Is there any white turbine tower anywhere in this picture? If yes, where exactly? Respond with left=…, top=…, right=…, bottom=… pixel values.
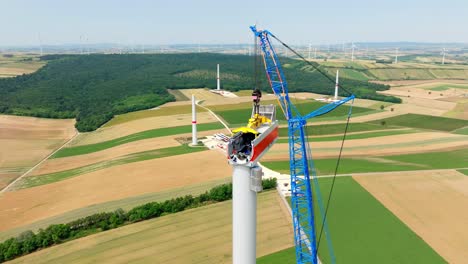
left=442, top=48, right=446, bottom=65
left=191, top=95, right=197, bottom=145
left=334, top=70, right=339, bottom=101
left=79, top=35, right=84, bottom=55
left=394, top=47, right=399, bottom=64
left=86, top=37, right=90, bottom=55
left=314, top=47, right=317, bottom=59
left=217, top=64, right=221, bottom=91
left=308, top=43, right=312, bottom=60
left=37, top=33, right=43, bottom=56
left=351, top=42, right=355, bottom=61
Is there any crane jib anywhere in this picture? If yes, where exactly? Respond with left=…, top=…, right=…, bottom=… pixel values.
left=251, top=25, right=354, bottom=264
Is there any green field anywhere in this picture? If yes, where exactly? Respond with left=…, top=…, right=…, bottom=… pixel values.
left=458, top=169, right=468, bottom=176
left=276, top=129, right=417, bottom=143
left=259, top=177, right=445, bottom=264
left=263, top=148, right=468, bottom=174
left=368, top=68, right=436, bottom=80
left=453, top=126, right=468, bottom=135
left=278, top=122, right=400, bottom=137
left=324, top=68, right=371, bottom=81
left=103, top=104, right=207, bottom=127
left=370, top=113, right=468, bottom=132
left=53, top=122, right=223, bottom=158
left=215, top=101, right=374, bottom=126
left=8, top=191, right=292, bottom=264
left=424, top=83, right=468, bottom=91
left=19, top=145, right=207, bottom=189
left=258, top=247, right=296, bottom=264
left=429, top=69, right=468, bottom=79
left=0, top=177, right=231, bottom=242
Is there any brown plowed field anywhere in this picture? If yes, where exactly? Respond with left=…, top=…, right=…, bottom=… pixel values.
left=354, top=170, right=468, bottom=263
left=0, top=151, right=231, bottom=231
left=0, top=115, right=76, bottom=189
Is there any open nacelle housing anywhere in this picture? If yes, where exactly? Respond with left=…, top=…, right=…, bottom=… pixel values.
left=228, top=104, right=278, bottom=166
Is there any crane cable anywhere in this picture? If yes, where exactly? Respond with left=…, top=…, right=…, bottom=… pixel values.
left=267, top=33, right=355, bottom=254
left=268, top=33, right=354, bottom=96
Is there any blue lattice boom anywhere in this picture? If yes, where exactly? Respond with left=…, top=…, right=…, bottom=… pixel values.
left=251, top=25, right=355, bottom=264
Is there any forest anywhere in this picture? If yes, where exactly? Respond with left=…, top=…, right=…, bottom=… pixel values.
left=0, top=53, right=398, bottom=131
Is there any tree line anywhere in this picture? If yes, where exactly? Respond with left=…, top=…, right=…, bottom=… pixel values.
left=0, top=178, right=277, bottom=262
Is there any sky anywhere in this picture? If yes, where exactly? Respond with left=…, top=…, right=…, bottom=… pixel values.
left=1, top=0, right=467, bottom=46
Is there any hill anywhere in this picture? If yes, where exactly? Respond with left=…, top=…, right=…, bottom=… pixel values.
left=0, top=54, right=397, bottom=132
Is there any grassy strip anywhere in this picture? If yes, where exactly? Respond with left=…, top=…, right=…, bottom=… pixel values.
left=369, top=113, right=468, bottom=132
left=53, top=122, right=223, bottom=158
left=257, top=247, right=296, bottom=264
left=0, top=179, right=277, bottom=262
left=259, top=177, right=445, bottom=264
left=453, top=126, right=468, bottom=135
left=278, top=122, right=400, bottom=137
left=426, top=84, right=468, bottom=91
left=262, top=148, right=468, bottom=174
left=458, top=169, right=468, bottom=176
left=386, top=148, right=468, bottom=169
left=215, top=101, right=373, bottom=126
left=276, top=129, right=416, bottom=143
left=103, top=104, right=208, bottom=127
left=19, top=145, right=207, bottom=189
left=262, top=159, right=421, bottom=175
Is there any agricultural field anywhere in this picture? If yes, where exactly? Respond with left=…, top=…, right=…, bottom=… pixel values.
left=369, top=113, right=467, bottom=131
left=0, top=54, right=45, bottom=78
left=72, top=111, right=219, bottom=146
left=263, top=146, right=468, bottom=174
left=355, top=170, right=468, bottom=263
left=317, top=60, right=468, bottom=81
left=214, top=100, right=375, bottom=126
left=259, top=177, right=445, bottom=264
left=0, top=150, right=231, bottom=232
left=0, top=177, right=231, bottom=242
left=7, top=190, right=294, bottom=264
left=0, top=115, right=76, bottom=190
left=2, top=51, right=468, bottom=264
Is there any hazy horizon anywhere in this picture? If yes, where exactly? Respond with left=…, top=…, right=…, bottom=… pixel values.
left=1, top=0, right=467, bottom=46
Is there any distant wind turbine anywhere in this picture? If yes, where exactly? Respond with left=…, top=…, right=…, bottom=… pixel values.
left=37, top=33, right=43, bottom=56
left=394, top=47, right=399, bottom=64
left=442, top=48, right=446, bottom=65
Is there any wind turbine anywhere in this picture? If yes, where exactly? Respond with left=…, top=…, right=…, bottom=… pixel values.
left=37, top=33, right=43, bottom=56
left=86, top=37, right=90, bottom=55
left=351, top=42, right=356, bottom=61
left=394, top=47, right=399, bottom=64
left=308, top=43, right=312, bottom=60
left=442, top=48, right=446, bottom=65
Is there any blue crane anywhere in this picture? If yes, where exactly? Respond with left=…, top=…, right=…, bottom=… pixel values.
left=250, top=25, right=355, bottom=264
